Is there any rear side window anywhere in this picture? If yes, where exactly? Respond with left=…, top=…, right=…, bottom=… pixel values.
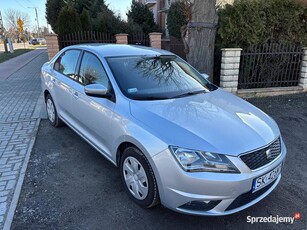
left=78, top=52, right=109, bottom=88
left=54, top=50, right=81, bottom=79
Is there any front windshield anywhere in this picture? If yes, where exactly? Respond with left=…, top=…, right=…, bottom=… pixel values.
left=106, top=55, right=216, bottom=100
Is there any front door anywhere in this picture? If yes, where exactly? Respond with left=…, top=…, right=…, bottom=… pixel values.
left=71, top=51, right=116, bottom=157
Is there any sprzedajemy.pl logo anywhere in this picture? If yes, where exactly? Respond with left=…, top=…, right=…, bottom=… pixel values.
left=247, top=212, right=301, bottom=224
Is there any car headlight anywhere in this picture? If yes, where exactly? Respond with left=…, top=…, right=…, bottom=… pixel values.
left=169, top=146, right=240, bottom=173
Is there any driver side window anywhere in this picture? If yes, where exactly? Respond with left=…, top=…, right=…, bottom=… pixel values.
left=78, top=52, right=110, bottom=89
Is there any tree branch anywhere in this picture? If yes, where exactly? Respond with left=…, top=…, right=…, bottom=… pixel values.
left=181, top=25, right=189, bottom=54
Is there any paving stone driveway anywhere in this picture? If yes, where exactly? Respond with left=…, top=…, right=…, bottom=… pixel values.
left=0, top=50, right=48, bottom=229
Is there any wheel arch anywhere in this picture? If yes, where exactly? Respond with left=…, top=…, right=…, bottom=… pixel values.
left=44, top=89, right=50, bottom=102
left=116, top=141, right=143, bottom=167
left=115, top=138, right=165, bottom=203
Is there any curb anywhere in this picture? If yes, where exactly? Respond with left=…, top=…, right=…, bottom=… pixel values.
left=32, top=93, right=46, bottom=119
left=2, top=60, right=46, bottom=229
left=3, top=118, right=41, bottom=230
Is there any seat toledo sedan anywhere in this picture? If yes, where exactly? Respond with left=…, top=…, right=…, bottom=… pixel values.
left=41, top=44, right=286, bottom=215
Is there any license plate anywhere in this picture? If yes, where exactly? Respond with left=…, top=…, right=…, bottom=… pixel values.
left=252, top=164, right=282, bottom=192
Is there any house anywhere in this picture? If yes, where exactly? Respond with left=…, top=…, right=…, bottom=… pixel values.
left=138, top=0, right=171, bottom=38
left=138, top=0, right=234, bottom=38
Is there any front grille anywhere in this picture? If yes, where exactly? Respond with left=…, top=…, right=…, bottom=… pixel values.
left=240, top=138, right=281, bottom=170
left=225, top=179, right=277, bottom=211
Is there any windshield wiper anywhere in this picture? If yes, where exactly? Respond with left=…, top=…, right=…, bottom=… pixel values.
left=170, top=90, right=207, bottom=99
left=134, top=96, right=170, bottom=101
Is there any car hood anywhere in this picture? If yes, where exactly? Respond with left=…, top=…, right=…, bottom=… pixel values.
left=129, top=89, right=280, bottom=156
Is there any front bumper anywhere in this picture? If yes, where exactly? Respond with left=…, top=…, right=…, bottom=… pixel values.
left=152, top=139, right=286, bottom=216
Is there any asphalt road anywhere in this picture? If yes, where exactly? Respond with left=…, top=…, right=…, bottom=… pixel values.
left=12, top=93, right=307, bottom=230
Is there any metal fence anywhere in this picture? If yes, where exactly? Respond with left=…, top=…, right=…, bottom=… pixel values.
left=161, top=36, right=186, bottom=60
left=128, top=32, right=150, bottom=47
left=58, top=31, right=116, bottom=49
left=238, top=43, right=303, bottom=89
left=213, top=49, right=222, bottom=86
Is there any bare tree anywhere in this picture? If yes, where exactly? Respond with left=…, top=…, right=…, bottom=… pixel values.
left=181, top=0, right=218, bottom=79
left=216, top=0, right=234, bottom=9
left=4, top=9, right=30, bottom=30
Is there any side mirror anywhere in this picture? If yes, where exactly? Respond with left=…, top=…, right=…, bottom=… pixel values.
left=201, top=73, right=209, bottom=80
left=84, top=84, right=112, bottom=98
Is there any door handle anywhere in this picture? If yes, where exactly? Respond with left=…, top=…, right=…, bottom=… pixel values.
left=52, top=78, right=56, bottom=83
left=73, top=91, right=79, bottom=99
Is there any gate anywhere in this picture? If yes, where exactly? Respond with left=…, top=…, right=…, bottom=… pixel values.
left=58, top=31, right=116, bottom=49
left=238, top=43, right=303, bottom=89
left=128, top=32, right=150, bottom=47
left=161, top=36, right=186, bottom=60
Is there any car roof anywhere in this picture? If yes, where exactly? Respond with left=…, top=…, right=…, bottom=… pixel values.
left=64, top=43, right=174, bottom=58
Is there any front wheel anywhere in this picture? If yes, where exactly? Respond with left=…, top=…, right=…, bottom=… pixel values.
left=120, top=147, right=160, bottom=208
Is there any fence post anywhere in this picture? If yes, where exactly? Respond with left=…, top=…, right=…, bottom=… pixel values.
left=149, top=32, right=162, bottom=49
left=299, top=47, right=307, bottom=91
left=220, top=48, right=242, bottom=94
left=45, top=34, right=59, bottom=60
left=115, top=33, right=128, bottom=44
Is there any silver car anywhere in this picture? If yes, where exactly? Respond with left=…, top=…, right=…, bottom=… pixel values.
left=41, top=44, right=286, bottom=215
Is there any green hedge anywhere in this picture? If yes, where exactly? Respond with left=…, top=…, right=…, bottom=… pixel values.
left=167, top=1, right=188, bottom=39
left=57, top=6, right=82, bottom=36
left=127, top=0, right=158, bottom=34
left=216, top=0, right=307, bottom=48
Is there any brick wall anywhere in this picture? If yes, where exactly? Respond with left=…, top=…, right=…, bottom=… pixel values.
left=115, top=34, right=128, bottom=44
left=45, top=34, right=59, bottom=60
left=149, top=32, right=162, bottom=49
left=299, top=48, right=307, bottom=91
left=219, top=48, right=242, bottom=94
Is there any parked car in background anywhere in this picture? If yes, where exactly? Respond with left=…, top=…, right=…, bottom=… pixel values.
left=29, top=38, right=46, bottom=45
left=37, top=38, right=46, bottom=45
left=29, top=38, right=39, bottom=45
left=41, top=44, right=286, bottom=216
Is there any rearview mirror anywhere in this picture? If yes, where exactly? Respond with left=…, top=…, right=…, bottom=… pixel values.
left=84, top=84, right=111, bottom=98
left=201, top=73, right=209, bottom=80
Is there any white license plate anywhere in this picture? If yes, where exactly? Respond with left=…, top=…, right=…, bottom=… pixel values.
left=252, top=164, right=282, bottom=192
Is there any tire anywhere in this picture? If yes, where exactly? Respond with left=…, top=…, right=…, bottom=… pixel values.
left=46, top=94, right=63, bottom=127
left=120, top=146, right=160, bottom=208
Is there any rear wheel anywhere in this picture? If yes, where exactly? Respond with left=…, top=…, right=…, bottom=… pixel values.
left=46, top=94, right=63, bottom=127
left=120, top=146, right=159, bottom=208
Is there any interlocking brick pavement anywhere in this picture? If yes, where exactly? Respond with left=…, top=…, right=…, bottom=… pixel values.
left=0, top=49, right=48, bottom=229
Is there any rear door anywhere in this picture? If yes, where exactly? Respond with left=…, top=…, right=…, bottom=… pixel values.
left=51, top=49, right=81, bottom=123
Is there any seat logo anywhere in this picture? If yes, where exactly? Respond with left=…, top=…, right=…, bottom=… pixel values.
left=266, top=149, right=272, bottom=159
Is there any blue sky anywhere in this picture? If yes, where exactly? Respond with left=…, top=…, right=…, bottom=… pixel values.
left=106, top=0, right=132, bottom=20
left=0, top=0, right=132, bottom=31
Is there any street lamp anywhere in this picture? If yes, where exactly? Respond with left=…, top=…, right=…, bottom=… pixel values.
left=28, top=7, right=40, bottom=38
